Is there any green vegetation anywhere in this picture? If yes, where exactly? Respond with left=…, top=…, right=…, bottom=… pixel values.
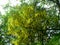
left=0, top=0, right=60, bottom=45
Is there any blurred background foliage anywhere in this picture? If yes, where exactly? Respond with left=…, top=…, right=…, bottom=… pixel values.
left=0, top=0, right=60, bottom=45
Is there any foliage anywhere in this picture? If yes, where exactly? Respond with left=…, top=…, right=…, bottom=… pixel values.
left=0, top=0, right=60, bottom=45
left=7, top=3, right=47, bottom=45
left=46, top=33, right=60, bottom=45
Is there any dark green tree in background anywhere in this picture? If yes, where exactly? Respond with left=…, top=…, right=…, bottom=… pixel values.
left=0, top=0, right=60, bottom=45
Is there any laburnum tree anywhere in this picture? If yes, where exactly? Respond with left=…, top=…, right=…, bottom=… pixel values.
left=7, top=1, right=48, bottom=45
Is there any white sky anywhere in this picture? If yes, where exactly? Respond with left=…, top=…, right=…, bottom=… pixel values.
left=0, top=0, right=58, bottom=15
left=0, top=0, right=21, bottom=15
